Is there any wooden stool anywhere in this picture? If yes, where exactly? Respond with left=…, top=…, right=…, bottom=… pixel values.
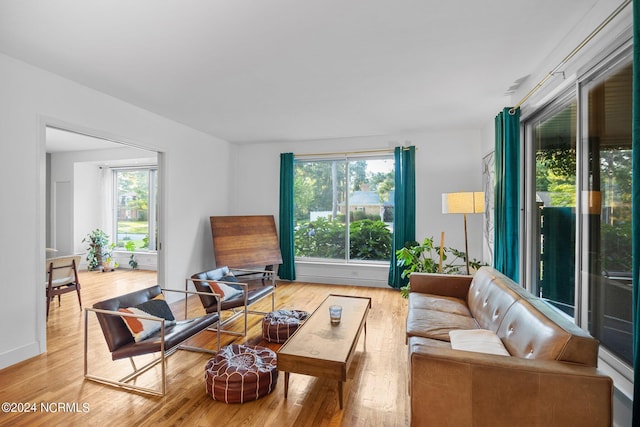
left=205, top=344, right=278, bottom=403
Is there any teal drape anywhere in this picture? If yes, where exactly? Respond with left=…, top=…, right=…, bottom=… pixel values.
left=632, top=0, right=640, bottom=422
left=494, top=107, right=520, bottom=282
left=278, top=153, right=296, bottom=280
left=388, top=146, right=416, bottom=288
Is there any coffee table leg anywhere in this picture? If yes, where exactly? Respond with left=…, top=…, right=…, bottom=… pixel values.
left=338, top=381, right=343, bottom=410
left=284, top=372, right=290, bottom=398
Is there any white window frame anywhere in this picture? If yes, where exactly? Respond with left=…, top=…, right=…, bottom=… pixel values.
left=294, top=154, right=394, bottom=265
left=111, top=166, right=158, bottom=253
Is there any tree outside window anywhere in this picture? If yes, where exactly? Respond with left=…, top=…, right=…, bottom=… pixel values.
left=293, top=156, right=394, bottom=262
left=114, top=168, right=158, bottom=251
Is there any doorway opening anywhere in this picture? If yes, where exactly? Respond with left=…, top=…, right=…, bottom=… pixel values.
left=45, top=125, right=162, bottom=328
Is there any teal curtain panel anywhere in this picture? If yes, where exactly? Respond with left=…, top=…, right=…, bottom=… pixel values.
left=388, top=146, right=416, bottom=288
left=278, top=153, right=296, bottom=280
left=494, top=107, right=520, bottom=282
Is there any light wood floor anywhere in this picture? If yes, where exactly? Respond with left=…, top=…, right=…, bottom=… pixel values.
left=1, top=269, right=410, bottom=426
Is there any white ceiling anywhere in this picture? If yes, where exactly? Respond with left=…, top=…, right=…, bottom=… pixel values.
left=0, top=0, right=604, bottom=144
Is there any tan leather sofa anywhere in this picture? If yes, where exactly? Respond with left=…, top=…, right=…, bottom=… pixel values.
left=407, top=266, right=613, bottom=427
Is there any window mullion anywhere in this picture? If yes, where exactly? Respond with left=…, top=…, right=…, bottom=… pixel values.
left=345, top=160, right=350, bottom=262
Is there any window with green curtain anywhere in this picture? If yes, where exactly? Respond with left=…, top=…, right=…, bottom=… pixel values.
left=388, top=146, right=416, bottom=288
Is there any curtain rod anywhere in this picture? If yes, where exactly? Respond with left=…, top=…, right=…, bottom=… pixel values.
left=509, top=0, right=631, bottom=115
left=293, top=146, right=414, bottom=158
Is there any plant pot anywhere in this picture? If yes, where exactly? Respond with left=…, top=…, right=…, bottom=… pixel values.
left=102, top=261, right=115, bottom=272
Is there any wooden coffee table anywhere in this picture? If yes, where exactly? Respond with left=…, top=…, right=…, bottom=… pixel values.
left=277, top=294, right=371, bottom=409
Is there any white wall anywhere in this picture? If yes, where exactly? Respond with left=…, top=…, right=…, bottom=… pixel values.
left=231, top=131, right=484, bottom=286
left=0, top=52, right=231, bottom=369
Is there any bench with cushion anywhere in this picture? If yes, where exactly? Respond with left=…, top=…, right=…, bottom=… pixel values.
left=84, top=285, right=221, bottom=396
left=189, top=266, right=275, bottom=337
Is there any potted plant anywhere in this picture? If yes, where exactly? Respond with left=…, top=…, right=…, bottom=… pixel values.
left=101, top=242, right=118, bottom=272
left=396, top=236, right=485, bottom=298
left=82, top=229, right=111, bottom=271
left=125, top=240, right=138, bottom=270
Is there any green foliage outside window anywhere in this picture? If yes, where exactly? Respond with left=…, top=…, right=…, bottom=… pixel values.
left=294, top=217, right=392, bottom=261
left=349, top=219, right=392, bottom=260
left=295, top=218, right=346, bottom=259
left=294, top=156, right=395, bottom=263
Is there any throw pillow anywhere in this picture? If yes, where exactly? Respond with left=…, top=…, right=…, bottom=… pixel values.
left=119, top=294, right=176, bottom=342
left=207, top=281, right=243, bottom=301
left=220, top=272, right=238, bottom=282
left=449, top=329, right=510, bottom=356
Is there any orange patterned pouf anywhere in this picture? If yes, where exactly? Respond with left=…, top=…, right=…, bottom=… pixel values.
left=261, top=309, right=309, bottom=343
left=205, top=344, right=278, bottom=403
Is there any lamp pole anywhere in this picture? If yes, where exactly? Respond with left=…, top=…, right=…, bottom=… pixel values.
left=463, top=213, right=469, bottom=275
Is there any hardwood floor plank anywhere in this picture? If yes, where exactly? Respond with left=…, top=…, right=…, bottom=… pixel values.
left=1, top=269, right=409, bottom=426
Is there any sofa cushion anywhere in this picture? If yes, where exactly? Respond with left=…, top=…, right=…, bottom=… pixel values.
left=407, top=308, right=478, bottom=341
left=408, top=293, right=471, bottom=316
left=408, top=335, right=452, bottom=354
left=497, top=299, right=599, bottom=366
left=467, top=273, right=521, bottom=333
left=449, top=329, right=510, bottom=356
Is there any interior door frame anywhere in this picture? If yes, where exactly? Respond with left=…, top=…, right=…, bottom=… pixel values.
left=37, top=116, right=166, bottom=350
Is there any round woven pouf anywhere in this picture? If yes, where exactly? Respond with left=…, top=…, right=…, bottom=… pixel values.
left=261, top=309, right=309, bottom=343
left=205, top=344, right=278, bottom=403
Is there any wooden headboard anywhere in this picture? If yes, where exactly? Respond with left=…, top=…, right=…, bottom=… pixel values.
left=209, top=215, right=283, bottom=270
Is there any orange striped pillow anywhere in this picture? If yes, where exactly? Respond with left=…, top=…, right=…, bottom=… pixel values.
left=119, top=294, right=176, bottom=342
left=207, top=281, right=243, bottom=301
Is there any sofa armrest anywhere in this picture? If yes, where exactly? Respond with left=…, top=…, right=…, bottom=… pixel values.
left=409, top=272, right=472, bottom=300
left=410, top=345, right=612, bottom=427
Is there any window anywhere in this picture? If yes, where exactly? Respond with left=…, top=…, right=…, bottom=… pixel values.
left=524, top=50, right=632, bottom=372
left=294, top=156, right=394, bottom=262
left=113, top=167, right=158, bottom=251
left=582, top=60, right=632, bottom=365
left=529, top=99, right=578, bottom=316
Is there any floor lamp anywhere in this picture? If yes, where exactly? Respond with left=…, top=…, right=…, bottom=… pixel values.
left=442, top=191, right=485, bottom=275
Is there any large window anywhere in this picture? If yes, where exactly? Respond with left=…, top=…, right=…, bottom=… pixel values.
left=113, top=167, right=158, bottom=251
left=582, top=60, right=632, bottom=366
left=294, top=156, right=394, bottom=262
left=530, top=100, right=577, bottom=316
left=524, top=51, right=632, bottom=371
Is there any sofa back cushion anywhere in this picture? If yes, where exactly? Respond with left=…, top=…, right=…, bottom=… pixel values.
left=467, top=269, right=520, bottom=333
left=496, top=299, right=599, bottom=366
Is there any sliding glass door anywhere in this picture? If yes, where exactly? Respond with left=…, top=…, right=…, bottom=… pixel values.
left=529, top=100, right=578, bottom=316
left=581, top=61, right=632, bottom=365
left=524, top=50, right=632, bottom=374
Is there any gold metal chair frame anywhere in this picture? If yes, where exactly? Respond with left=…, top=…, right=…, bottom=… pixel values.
left=185, top=267, right=276, bottom=338
left=83, top=288, right=221, bottom=397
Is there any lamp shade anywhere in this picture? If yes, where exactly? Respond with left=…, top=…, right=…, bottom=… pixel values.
left=442, top=192, right=485, bottom=214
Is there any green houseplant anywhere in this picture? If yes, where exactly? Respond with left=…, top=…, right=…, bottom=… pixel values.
left=101, top=242, right=118, bottom=272
left=82, top=229, right=113, bottom=271
left=125, top=240, right=139, bottom=270
left=396, top=236, right=485, bottom=298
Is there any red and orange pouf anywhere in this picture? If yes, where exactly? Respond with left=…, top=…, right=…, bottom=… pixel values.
left=261, top=309, right=309, bottom=343
left=205, top=344, right=278, bottom=403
